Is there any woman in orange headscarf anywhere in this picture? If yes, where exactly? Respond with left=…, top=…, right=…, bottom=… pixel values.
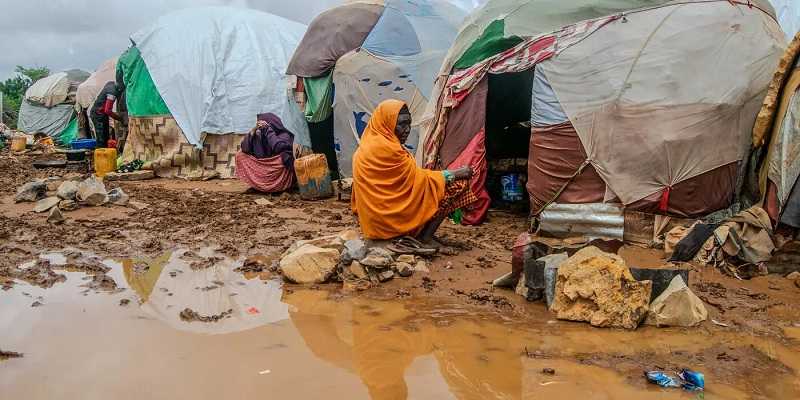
left=352, top=99, right=474, bottom=244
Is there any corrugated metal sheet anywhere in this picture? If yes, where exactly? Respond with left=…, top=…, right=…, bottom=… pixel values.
left=539, top=203, right=624, bottom=240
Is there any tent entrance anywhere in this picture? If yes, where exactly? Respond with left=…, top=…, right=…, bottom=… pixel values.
left=484, top=70, right=533, bottom=213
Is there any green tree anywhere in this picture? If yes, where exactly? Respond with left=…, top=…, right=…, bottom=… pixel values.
left=0, top=65, right=50, bottom=129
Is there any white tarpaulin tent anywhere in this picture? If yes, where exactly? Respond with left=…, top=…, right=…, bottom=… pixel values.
left=771, top=0, right=800, bottom=38
left=130, top=7, right=310, bottom=147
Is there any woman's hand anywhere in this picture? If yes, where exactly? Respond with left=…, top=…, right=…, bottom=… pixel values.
left=256, top=120, right=267, bottom=129
left=451, top=166, right=473, bottom=181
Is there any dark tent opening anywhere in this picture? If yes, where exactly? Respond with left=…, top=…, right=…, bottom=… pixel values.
left=307, top=115, right=340, bottom=180
left=484, top=70, right=533, bottom=213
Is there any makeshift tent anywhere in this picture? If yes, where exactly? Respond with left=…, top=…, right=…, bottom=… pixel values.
left=119, top=7, right=310, bottom=179
left=76, top=57, right=118, bottom=112
left=286, top=0, right=466, bottom=177
left=17, top=69, right=90, bottom=145
left=755, top=33, right=800, bottom=228
left=421, top=0, right=785, bottom=224
left=770, top=0, right=800, bottom=38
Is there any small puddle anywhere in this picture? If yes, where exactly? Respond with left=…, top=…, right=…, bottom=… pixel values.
left=1, top=249, right=799, bottom=399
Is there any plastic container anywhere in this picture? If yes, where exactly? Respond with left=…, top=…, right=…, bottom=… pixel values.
left=71, top=138, right=97, bottom=150
left=294, top=153, right=333, bottom=200
left=501, top=173, right=524, bottom=202
left=94, top=148, right=117, bottom=177
left=11, top=136, right=27, bottom=152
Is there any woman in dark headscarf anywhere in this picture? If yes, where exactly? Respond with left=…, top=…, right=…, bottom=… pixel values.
left=235, top=113, right=297, bottom=193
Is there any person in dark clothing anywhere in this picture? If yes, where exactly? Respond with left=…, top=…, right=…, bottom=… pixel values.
left=90, top=81, right=123, bottom=148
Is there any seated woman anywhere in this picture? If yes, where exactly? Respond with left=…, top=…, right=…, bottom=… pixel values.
left=235, top=113, right=297, bottom=193
left=351, top=99, right=474, bottom=246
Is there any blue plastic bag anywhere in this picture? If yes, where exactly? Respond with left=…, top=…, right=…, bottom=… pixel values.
left=645, top=371, right=680, bottom=388
left=679, top=369, right=705, bottom=391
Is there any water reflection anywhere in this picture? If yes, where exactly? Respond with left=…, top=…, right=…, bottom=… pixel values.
left=121, top=249, right=288, bottom=334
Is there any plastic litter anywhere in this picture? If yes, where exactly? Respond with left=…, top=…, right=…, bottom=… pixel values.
left=645, top=371, right=680, bottom=388
left=679, top=369, right=705, bottom=391
left=645, top=369, right=704, bottom=391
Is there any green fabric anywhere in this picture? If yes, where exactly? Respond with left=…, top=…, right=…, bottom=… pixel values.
left=454, top=19, right=523, bottom=70
left=117, top=47, right=170, bottom=117
left=303, top=72, right=334, bottom=123
left=56, top=116, right=78, bottom=146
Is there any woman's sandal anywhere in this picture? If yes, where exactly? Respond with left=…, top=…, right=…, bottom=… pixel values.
left=386, top=236, right=438, bottom=256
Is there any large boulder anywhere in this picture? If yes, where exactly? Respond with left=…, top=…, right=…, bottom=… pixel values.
left=279, top=244, right=341, bottom=284
left=551, top=246, right=652, bottom=330
left=645, top=275, right=707, bottom=327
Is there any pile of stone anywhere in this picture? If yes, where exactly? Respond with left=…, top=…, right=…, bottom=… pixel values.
left=511, top=246, right=707, bottom=330
left=15, top=175, right=132, bottom=224
left=278, top=230, right=429, bottom=286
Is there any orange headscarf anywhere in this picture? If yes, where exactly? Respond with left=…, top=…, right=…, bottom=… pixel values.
left=352, top=100, right=445, bottom=239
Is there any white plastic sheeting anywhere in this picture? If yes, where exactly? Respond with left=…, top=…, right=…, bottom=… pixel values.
left=768, top=84, right=800, bottom=213
left=538, top=2, right=785, bottom=205
left=131, top=7, right=310, bottom=147
left=771, top=0, right=800, bottom=38
left=333, top=50, right=427, bottom=177
left=76, top=57, right=118, bottom=111
left=24, top=72, right=69, bottom=108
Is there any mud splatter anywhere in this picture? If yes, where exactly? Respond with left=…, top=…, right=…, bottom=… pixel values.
left=179, top=308, right=233, bottom=323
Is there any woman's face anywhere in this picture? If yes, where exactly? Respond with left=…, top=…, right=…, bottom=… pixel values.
left=395, top=106, right=412, bottom=144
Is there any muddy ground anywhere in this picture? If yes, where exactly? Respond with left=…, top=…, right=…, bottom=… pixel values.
left=2, top=150, right=800, bottom=398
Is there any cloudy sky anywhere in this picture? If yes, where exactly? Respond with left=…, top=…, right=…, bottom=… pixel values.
left=0, top=0, right=348, bottom=81
left=0, top=0, right=485, bottom=81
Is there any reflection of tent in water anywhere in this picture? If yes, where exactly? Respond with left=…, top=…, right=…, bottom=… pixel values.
left=286, top=0, right=466, bottom=177
left=420, top=0, right=785, bottom=225
left=122, top=250, right=288, bottom=335
left=117, top=7, right=310, bottom=179
left=17, top=69, right=90, bottom=145
left=755, top=33, right=800, bottom=229
left=284, top=290, right=521, bottom=399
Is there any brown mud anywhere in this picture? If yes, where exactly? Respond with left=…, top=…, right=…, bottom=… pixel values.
left=2, top=151, right=800, bottom=399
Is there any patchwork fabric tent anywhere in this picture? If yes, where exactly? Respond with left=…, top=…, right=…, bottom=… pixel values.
left=119, top=7, right=310, bottom=179
left=17, top=69, right=90, bottom=145
left=755, top=33, right=800, bottom=228
left=286, top=0, right=466, bottom=177
left=421, top=0, right=785, bottom=223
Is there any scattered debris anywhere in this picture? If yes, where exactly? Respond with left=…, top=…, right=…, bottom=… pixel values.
left=103, top=170, right=155, bottom=181
left=711, top=319, right=730, bottom=328
left=107, top=188, right=130, bottom=205
left=254, top=198, right=273, bottom=206
left=128, top=200, right=150, bottom=210
left=542, top=368, right=556, bottom=375
left=119, top=299, right=131, bottom=306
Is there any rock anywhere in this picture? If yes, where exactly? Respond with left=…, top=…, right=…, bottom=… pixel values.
left=378, top=270, right=394, bottom=282
left=128, top=200, right=149, bottom=210
left=58, top=200, right=78, bottom=211
left=414, top=260, right=430, bottom=273
left=47, top=207, right=65, bottom=224
left=397, top=254, right=416, bottom=264
left=342, top=239, right=368, bottom=264
left=56, top=181, right=79, bottom=200
left=282, top=230, right=358, bottom=258
left=542, top=368, right=556, bottom=375
left=551, top=246, right=652, bottom=330
left=349, top=261, right=368, bottom=280
left=279, top=244, right=341, bottom=284
left=33, top=197, right=60, bottom=213
left=645, top=275, right=708, bottom=327
left=360, top=247, right=395, bottom=268
left=15, top=181, right=46, bottom=202
left=103, top=170, right=155, bottom=181
left=254, top=198, right=273, bottom=206
left=107, top=188, right=130, bottom=205
left=394, top=262, right=413, bottom=277
left=76, top=175, right=108, bottom=206
left=787, top=271, right=800, bottom=280
left=45, top=179, right=62, bottom=192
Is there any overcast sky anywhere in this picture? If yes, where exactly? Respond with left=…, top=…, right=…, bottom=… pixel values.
left=0, top=0, right=486, bottom=81
left=0, top=0, right=345, bottom=81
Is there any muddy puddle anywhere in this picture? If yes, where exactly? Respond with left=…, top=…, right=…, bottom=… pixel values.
left=2, top=249, right=800, bottom=399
